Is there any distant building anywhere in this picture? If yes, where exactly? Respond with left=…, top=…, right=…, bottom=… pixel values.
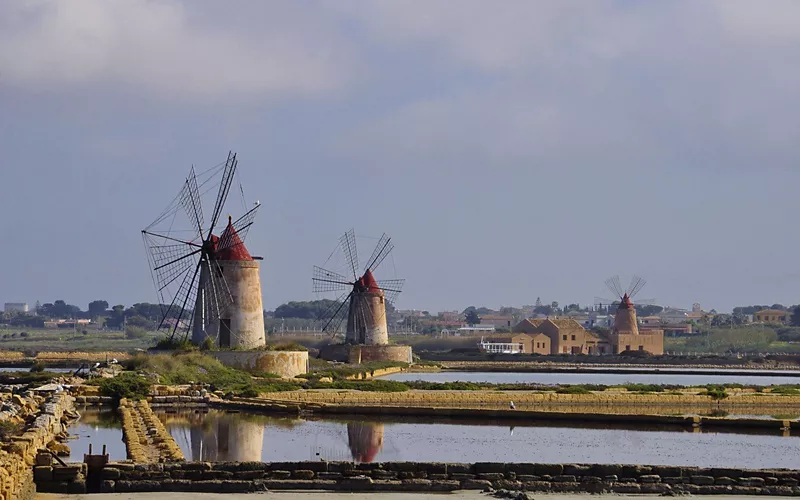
left=479, top=315, right=513, bottom=328
left=478, top=333, right=550, bottom=354
left=754, top=309, right=789, bottom=324
left=4, top=302, right=28, bottom=313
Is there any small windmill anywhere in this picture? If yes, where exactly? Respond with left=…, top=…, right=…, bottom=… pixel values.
left=141, top=151, right=264, bottom=347
left=313, top=229, right=404, bottom=345
left=596, top=275, right=652, bottom=335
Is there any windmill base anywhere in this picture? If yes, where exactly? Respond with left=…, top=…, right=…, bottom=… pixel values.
left=319, top=344, right=413, bottom=365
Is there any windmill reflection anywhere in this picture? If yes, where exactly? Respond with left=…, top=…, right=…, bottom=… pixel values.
left=347, top=422, right=384, bottom=463
left=180, top=412, right=265, bottom=462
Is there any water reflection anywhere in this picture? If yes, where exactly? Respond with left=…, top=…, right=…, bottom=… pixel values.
left=347, top=422, right=384, bottom=462
left=155, top=409, right=800, bottom=468
left=67, top=407, right=126, bottom=462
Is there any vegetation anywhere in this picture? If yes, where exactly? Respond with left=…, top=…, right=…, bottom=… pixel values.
left=0, top=421, right=23, bottom=441
left=679, top=327, right=779, bottom=353
left=29, top=361, right=45, bottom=373
left=303, top=360, right=408, bottom=380
left=701, top=385, right=728, bottom=400
left=96, top=372, right=152, bottom=402
left=555, top=385, right=591, bottom=395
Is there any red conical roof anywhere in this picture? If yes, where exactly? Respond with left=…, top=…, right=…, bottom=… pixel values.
left=360, top=269, right=382, bottom=294
left=618, top=293, right=634, bottom=310
left=214, top=216, right=253, bottom=261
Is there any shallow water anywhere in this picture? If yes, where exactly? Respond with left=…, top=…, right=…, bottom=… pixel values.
left=156, top=409, right=800, bottom=468
left=382, top=370, right=800, bottom=386
left=0, top=367, right=76, bottom=373
left=66, top=407, right=126, bottom=462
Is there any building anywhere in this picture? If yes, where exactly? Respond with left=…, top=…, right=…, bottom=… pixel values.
left=3, top=303, right=28, bottom=313
left=754, top=309, right=789, bottom=324
left=479, top=315, right=514, bottom=329
left=515, top=318, right=606, bottom=354
left=478, top=333, right=550, bottom=354
left=514, top=297, right=664, bottom=356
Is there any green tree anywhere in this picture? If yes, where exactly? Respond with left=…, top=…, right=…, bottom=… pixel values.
left=88, top=300, right=109, bottom=318
left=464, top=307, right=480, bottom=325
left=792, top=305, right=800, bottom=327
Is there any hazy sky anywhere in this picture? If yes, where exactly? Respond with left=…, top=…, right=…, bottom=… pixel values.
left=2, top=0, right=800, bottom=314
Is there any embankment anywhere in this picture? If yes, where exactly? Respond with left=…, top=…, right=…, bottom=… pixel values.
left=32, top=460, right=800, bottom=495
left=1, top=392, right=77, bottom=500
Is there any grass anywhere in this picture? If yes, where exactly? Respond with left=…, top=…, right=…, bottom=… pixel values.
left=94, top=371, right=152, bottom=402
left=302, top=360, right=409, bottom=381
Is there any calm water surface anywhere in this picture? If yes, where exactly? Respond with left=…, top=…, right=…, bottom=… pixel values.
left=0, top=367, right=76, bottom=373
left=382, top=371, right=800, bottom=386
left=157, top=409, right=800, bottom=468
left=66, top=407, right=126, bottom=462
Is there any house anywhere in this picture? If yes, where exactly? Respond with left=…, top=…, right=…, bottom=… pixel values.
left=479, top=315, right=514, bottom=329
left=3, top=303, right=28, bottom=313
left=754, top=309, right=789, bottom=324
left=478, top=333, right=550, bottom=354
left=515, top=318, right=607, bottom=355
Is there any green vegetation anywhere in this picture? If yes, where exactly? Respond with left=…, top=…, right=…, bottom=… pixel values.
left=555, top=386, right=591, bottom=395
left=96, top=372, right=152, bottom=402
left=302, top=360, right=408, bottom=381
left=701, top=385, right=729, bottom=400
left=769, top=386, right=800, bottom=396
left=29, top=361, right=45, bottom=373
left=0, top=421, right=23, bottom=441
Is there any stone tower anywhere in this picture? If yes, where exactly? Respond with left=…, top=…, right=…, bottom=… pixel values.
left=613, top=293, right=639, bottom=335
left=345, top=269, right=389, bottom=345
left=193, top=217, right=265, bottom=348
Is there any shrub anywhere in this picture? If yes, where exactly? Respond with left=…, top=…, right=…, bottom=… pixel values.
left=0, top=421, right=22, bottom=441
left=153, top=337, right=196, bottom=351
left=556, top=386, right=591, bottom=395
left=770, top=386, right=800, bottom=396
left=98, top=372, right=152, bottom=402
left=621, top=383, right=665, bottom=393
left=702, top=385, right=728, bottom=400
left=200, top=337, right=215, bottom=351
left=269, top=342, right=308, bottom=351
left=19, top=332, right=28, bottom=338
left=29, top=362, right=45, bottom=373
left=125, top=326, right=149, bottom=340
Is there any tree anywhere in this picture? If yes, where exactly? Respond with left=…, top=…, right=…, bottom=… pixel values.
left=88, top=300, right=109, bottom=318
left=274, top=300, right=341, bottom=319
left=791, top=306, right=800, bottom=327
left=464, top=307, right=480, bottom=325
left=535, top=297, right=542, bottom=308
left=550, top=301, right=559, bottom=311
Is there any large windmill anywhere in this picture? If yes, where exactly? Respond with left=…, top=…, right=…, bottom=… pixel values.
left=599, top=275, right=650, bottom=335
left=141, top=151, right=265, bottom=348
left=313, top=230, right=404, bottom=345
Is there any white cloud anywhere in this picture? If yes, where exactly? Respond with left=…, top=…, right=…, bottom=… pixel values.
left=0, top=0, right=357, bottom=100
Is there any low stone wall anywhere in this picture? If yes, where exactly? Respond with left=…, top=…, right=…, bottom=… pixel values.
left=346, top=366, right=405, bottom=380
left=1, top=392, right=76, bottom=500
left=119, top=399, right=184, bottom=464
left=321, top=344, right=413, bottom=364
left=0, top=351, right=26, bottom=361
left=266, top=389, right=800, bottom=407
left=37, top=461, right=800, bottom=495
left=210, top=351, right=308, bottom=378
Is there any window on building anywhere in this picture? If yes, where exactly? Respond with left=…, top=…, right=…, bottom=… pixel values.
left=571, top=335, right=576, bottom=341
left=638, top=345, right=644, bottom=351
left=562, top=335, right=567, bottom=340
left=562, top=346, right=568, bottom=353
left=625, top=345, right=631, bottom=351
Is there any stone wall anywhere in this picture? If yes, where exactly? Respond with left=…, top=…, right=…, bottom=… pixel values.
left=37, top=461, right=800, bottom=495
left=1, top=392, right=76, bottom=500
left=320, top=344, right=412, bottom=364
left=210, top=351, right=308, bottom=378
left=118, top=399, right=184, bottom=464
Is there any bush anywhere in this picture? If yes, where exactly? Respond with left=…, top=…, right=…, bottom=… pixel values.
left=125, top=326, right=149, bottom=340
left=29, top=362, right=45, bottom=373
left=0, top=421, right=22, bottom=441
left=556, top=386, right=591, bottom=395
left=268, top=342, right=308, bottom=351
left=702, top=385, right=728, bottom=400
left=621, top=383, right=665, bottom=393
left=153, top=337, right=196, bottom=351
left=19, top=332, right=28, bottom=338
left=200, top=337, right=215, bottom=351
left=98, top=372, right=152, bottom=402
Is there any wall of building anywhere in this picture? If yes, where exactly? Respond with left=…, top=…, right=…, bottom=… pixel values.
left=610, top=331, right=664, bottom=355
left=211, top=351, right=308, bottom=378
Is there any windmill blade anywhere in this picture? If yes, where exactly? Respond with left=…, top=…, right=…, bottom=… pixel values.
left=313, top=266, right=352, bottom=293
left=604, top=275, right=624, bottom=298
left=142, top=232, right=202, bottom=298
left=627, top=275, right=647, bottom=298
left=180, top=166, right=205, bottom=241
left=217, top=202, right=260, bottom=252
left=377, top=279, right=404, bottom=305
left=363, top=233, right=394, bottom=274
left=165, top=257, right=203, bottom=343
left=206, top=151, right=237, bottom=237
left=319, top=291, right=352, bottom=335
left=339, top=229, right=359, bottom=281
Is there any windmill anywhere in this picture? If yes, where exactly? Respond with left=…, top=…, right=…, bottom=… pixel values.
left=597, top=275, right=651, bottom=335
left=313, top=230, right=404, bottom=345
left=141, top=151, right=265, bottom=348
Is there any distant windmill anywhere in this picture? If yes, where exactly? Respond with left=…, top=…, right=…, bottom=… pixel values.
left=596, top=275, right=653, bottom=335
left=141, top=151, right=265, bottom=348
left=313, top=230, right=404, bottom=344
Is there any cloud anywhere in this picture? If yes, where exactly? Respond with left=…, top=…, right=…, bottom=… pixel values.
left=0, top=0, right=357, bottom=101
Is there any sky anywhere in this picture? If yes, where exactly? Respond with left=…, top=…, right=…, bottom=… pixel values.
left=1, top=0, right=800, bottom=314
